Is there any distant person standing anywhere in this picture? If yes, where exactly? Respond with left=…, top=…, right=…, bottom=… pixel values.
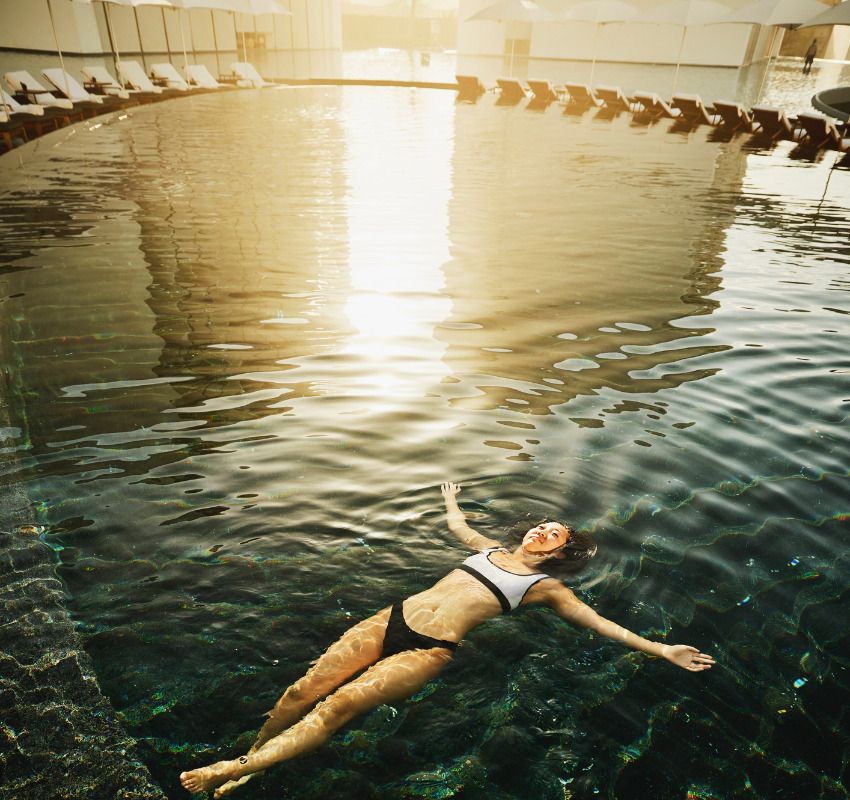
left=803, top=40, right=818, bottom=74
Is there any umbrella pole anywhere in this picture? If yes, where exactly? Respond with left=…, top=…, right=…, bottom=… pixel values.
left=161, top=8, right=172, bottom=61
left=133, top=8, right=147, bottom=73
left=589, top=22, right=600, bottom=86
left=210, top=10, right=221, bottom=78
left=45, top=0, right=71, bottom=98
left=103, top=2, right=121, bottom=80
left=178, top=10, right=189, bottom=70
left=188, top=10, right=197, bottom=65
left=672, top=26, right=686, bottom=95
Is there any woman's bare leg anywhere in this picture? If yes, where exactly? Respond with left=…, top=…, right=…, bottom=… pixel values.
left=178, top=647, right=452, bottom=796
left=209, top=607, right=391, bottom=796
left=255, top=606, right=391, bottom=746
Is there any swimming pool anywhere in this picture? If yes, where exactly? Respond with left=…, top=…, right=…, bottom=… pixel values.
left=1, top=85, right=848, bottom=799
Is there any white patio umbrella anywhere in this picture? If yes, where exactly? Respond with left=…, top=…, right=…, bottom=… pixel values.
left=229, top=0, right=292, bottom=64
left=167, top=0, right=240, bottom=71
left=74, top=0, right=174, bottom=77
left=556, top=0, right=639, bottom=84
left=720, top=0, right=830, bottom=26
left=631, top=0, right=734, bottom=93
left=466, top=0, right=556, bottom=76
left=799, top=0, right=850, bottom=27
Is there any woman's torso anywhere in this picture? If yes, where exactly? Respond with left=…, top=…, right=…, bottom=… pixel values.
left=400, top=548, right=555, bottom=642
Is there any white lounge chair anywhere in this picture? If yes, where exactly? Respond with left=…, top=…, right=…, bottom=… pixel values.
left=632, top=91, right=681, bottom=120
left=1, top=89, right=45, bottom=117
left=229, top=62, right=269, bottom=88
left=1, top=89, right=63, bottom=138
left=117, top=60, right=163, bottom=94
left=4, top=70, right=73, bottom=109
left=150, top=63, right=191, bottom=91
left=81, top=65, right=131, bottom=98
left=42, top=68, right=104, bottom=104
left=185, top=64, right=222, bottom=89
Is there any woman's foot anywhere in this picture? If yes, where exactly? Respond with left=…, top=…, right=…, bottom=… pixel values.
left=179, top=760, right=237, bottom=793
left=213, top=770, right=264, bottom=798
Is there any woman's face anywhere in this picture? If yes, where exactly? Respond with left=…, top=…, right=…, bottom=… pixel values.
left=522, top=522, right=571, bottom=555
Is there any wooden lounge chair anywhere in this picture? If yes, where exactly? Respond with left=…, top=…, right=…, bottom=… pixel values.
left=496, top=78, right=527, bottom=104
left=80, top=66, right=130, bottom=99
left=670, top=94, right=715, bottom=126
left=750, top=106, right=796, bottom=142
left=595, top=85, right=632, bottom=113
left=456, top=74, right=486, bottom=100
left=117, top=60, right=164, bottom=94
left=185, top=64, right=223, bottom=89
left=1, top=89, right=63, bottom=138
left=230, top=62, right=270, bottom=88
left=40, top=68, right=118, bottom=118
left=0, top=108, right=28, bottom=153
left=42, top=68, right=103, bottom=104
left=151, top=63, right=192, bottom=91
left=563, top=83, right=600, bottom=110
left=632, top=91, right=681, bottom=120
left=527, top=79, right=559, bottom=103
left=4, top=70, right=74, bottom=110
left=712, top=100, right=754, bottom=132
left=796, top=112, right=850, bottom=151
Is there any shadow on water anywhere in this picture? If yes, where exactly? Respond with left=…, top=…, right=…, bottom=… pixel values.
left=1, top=86, right=848, bottom=799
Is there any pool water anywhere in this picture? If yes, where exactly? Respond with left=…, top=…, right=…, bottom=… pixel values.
left=1, top=86, right=849, bottom=799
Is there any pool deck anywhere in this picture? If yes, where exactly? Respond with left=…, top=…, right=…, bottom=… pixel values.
left=0, top=321, right=165, bottom=797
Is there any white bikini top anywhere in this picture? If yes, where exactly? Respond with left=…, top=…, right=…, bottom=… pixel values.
left=459, top=547, right=550, bottom=613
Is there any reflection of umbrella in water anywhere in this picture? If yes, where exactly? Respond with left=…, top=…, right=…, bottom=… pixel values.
left=465, top=0, right=556, bottom=76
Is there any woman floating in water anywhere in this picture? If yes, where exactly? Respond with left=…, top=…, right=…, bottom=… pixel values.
left=180, top=482, right=714, bottom=796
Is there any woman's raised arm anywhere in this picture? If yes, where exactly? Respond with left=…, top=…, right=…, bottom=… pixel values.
left=440, top=482, right=501, bottom=552
left=542, top=582, right=715, bottom=672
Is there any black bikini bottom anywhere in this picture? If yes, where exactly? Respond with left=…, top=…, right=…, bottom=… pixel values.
left=380, top=603, right=457, bottom=658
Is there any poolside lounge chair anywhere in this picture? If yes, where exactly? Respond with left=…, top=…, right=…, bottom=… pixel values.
left=796, top=112, right=850, bottom=151
left=595, top=85, right=632, bottom=113
left=496, top=78, right=526, bottom=105
left=229, top=62, right=270, bottom=88
left=456, top=74, right=486, bottom=100
left=712, top=100, right=754, bottom=132
left=670, top=94, right=715, bottom=126
left=117, top=60, right=164, bottom=94
left=185, top=64, right=222, bottom=89
left=1, top=89, right=63, bottom=138
left=80, top=66, right=130, bottom=99
left=0, top=109, right=27, bottom=152
left=4, top=70, right=74, bottom=109
left=527, top=79, right=559, bottom=103
left=563, top=83, right=600, bottom=110
left=750, top=106, right=796, bottom=142
left=632, top=91, right=681, bottom=120
left=42, top=68, right=103, bottom=104
left=150, top=63, right=191, bottom=91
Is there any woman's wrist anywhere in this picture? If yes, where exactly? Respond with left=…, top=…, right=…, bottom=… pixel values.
left=660, top=644, right=671, bottom=658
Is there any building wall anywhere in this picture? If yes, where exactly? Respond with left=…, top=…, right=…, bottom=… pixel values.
left=0, top=0, right=341, bottom=56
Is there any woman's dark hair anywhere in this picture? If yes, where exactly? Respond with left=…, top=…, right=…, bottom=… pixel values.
left=507, top=519, right=598, bottom=577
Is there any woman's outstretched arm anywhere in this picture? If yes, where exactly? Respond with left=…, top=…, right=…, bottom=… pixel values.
left=541, top=582, right=715, bottom=672
left=440, top=482, right=501, bottom=552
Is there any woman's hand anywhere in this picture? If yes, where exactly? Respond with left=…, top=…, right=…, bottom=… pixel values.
left=661, top=644, right=715, bottom=672
left=441, top=482, right=461, bottom=501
